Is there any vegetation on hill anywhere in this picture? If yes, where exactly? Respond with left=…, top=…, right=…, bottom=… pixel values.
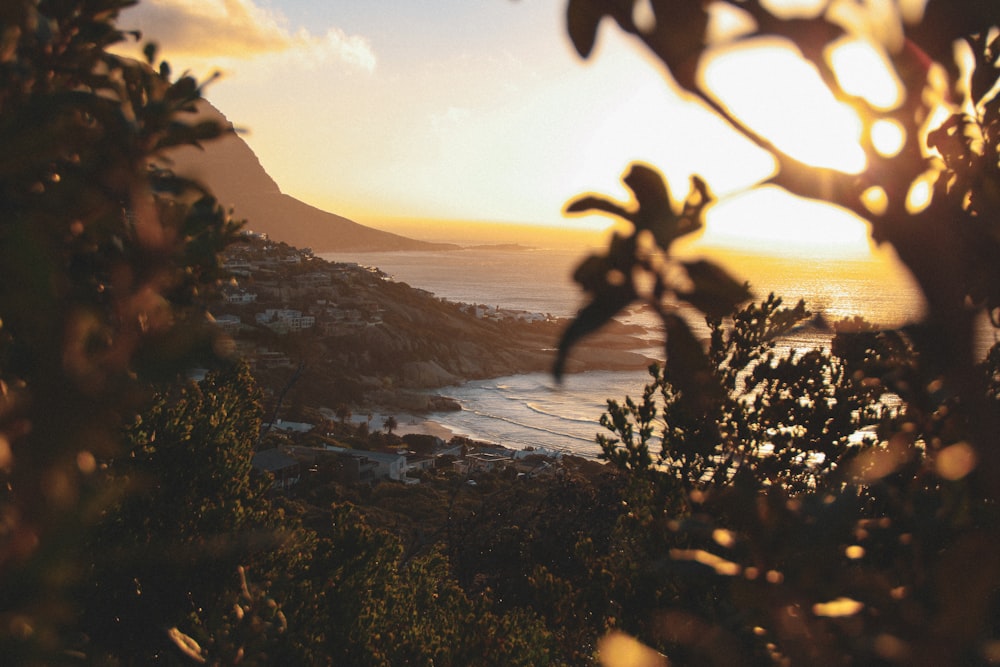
left=214, top=236, right=652, bottom=416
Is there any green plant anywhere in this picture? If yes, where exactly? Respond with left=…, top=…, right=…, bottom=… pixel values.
left=599, top=296, right=887, bottom=495
left=560, top=2, right=1000, bottom=664
left=0, top=1, right=240, bottom=661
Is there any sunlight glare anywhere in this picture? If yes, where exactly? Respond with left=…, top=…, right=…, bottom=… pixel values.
left=701, top=39, right=866, bottom=174
left=861, top=186, right=889, bottom=216
left=898, top=0, right=929, bottom=24
left=906, top=172, right=935, bottom=214
left=704, top=185, right=872, bottom=257
left=632, top=0, right=656, bottom=34
left=761, top=0, right=826, bottom=20
left=828, top=38, right=903, bottom=111
left=871, top=119, right=905, bottom=157
left=906, top=169, right=939, bottom=215
left=706, top=4, right=755, bottom=44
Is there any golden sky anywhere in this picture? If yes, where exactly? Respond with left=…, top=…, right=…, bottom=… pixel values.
left=115, top=0, right=922, bottom=260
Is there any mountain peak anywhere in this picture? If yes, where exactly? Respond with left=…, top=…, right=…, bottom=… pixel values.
left=159, top=101, right=457, bottom=253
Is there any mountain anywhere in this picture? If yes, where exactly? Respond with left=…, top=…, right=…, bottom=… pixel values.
left=160, top=102, right=457, bottom=253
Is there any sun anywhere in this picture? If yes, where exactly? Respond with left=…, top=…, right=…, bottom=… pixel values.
left=701, top=38, right=869, bottom=174
left=698, top=185, right=873, bottom=258
left=689, top=34, right=906, bottom=256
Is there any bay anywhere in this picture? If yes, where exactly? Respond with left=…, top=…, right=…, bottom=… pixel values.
left=320, top=244, right=977, bottom=459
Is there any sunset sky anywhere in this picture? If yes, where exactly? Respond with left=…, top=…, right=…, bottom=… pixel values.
left=115, top=0, right=900, bottom=257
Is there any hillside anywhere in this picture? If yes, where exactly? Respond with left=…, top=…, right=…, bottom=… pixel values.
left=213, top=237, right=654, bottom=414
left=160, top=102, right=458, bottom=253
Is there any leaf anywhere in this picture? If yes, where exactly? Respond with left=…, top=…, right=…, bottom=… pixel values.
left=624, top=163, right=671, bottom=217
left=662, top=312, right=720, bottom=412
left=566, top=0, right=606, bottom=58
left=629, top=165, right=711, bottom=252
left=969, top=32, right=1000, bottom=105
left=677, top=259, right=751, bottom=319
left=565, top=195, right=632, bottom=222
left=571, top=253, right=614, bottom=293
left=624, top=164, right=677, bottom=247
left=167, top=627, right=206, bottom=663
left=554, top=284, right=635, bottom=381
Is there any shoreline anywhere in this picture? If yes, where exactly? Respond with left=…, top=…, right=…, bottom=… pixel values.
left=365, top=365, right=656, bottom=459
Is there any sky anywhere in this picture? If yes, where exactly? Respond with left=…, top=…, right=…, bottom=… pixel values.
left=114, top=0, right=900, bottom=258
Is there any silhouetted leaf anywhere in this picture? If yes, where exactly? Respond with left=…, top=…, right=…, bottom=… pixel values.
left=565, top=195, right=632, bottom=222
left=554, top=284, right=635, bottom=381
left=571, top=253, right=613, bottom=293
left=566, top=0, right=605, bottom=58
left=678, top=175, right=710, bottom=235
left=624, top=163, right=671, bottom=217
left=662, top=312, right=719, bottom=410
left=969, top=31, right=1000, bottom=105
left=677, top=260, right=751, bottom=319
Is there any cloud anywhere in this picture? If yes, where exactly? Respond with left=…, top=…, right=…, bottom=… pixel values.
left=118, top=0, right=376, bottom=72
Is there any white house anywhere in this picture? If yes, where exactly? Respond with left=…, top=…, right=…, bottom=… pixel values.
left=252, top=448, right=301, bottom=491
left=255, top=308, right=316, bottom=333
left=323, top=445, right=407, bottom=482
left=212, top=313, right=242, bottom=333
left=224, top=289, right=257, bottom=305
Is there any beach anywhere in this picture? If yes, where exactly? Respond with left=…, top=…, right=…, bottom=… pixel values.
left=321, top=244, right=943, bottom=458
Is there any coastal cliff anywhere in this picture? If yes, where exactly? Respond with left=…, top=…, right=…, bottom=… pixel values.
left=162, top=102, right=458, bottom=253
left=212, top=237, right=655, bottom=416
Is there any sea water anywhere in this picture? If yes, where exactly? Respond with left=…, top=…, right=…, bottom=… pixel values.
left=322, top=244, right=989, bottom=459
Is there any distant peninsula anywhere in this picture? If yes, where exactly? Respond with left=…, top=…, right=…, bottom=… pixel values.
left=463, top=243, right=536, bottom=251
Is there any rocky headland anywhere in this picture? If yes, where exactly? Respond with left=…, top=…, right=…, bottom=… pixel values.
left=212, top=236, right=657, bottom=419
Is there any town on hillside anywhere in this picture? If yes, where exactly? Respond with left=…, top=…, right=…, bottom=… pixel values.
left=211, top=233, right=647, bottom=493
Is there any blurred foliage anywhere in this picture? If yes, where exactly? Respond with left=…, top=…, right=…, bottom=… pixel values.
left=0, top=0, right=244, bottom=663
left=557, top=163, right=749, bottom=390
left=9, top=0, right=1000, bottom=665
left=562, top=1, right=1000, bottom=665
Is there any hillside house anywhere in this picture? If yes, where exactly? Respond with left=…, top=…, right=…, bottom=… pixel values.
left=405, top=453, right=436, bottom=475
left=255, top=308, right=316, bottom=333
left=285, top=446, right=379, bottom=485
left=324, top=445, right=407, bottom=482
left=224, top=289, right=257, bottom=305
left=222, top=259, right=253, bottom=276
left=269, top=419, right=314, bottom=434
left=296, top=272, right=332, bottom=288
left=253, top=350, right=294, bottom=369
left=455, top=451, right=510, bottom=475
left=212, top=313, right=242, bottom=334
left=252, top=448, right=301, bottom=491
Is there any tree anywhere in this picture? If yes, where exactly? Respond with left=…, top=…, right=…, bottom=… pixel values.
left=0, top=0, right=240, bottom=661
left=383, top=415, right=398, bottom=435
left=560, top=0, right=1000, bottom=498
left=597, top=295, right=886, bottom=494
left=278, top=503, right=560, bottom=666
left=335, top=403, right=352, bottom=425
left=82, top=363, right=296, bottom=663
left=558, top=3, right=1000, bottom=664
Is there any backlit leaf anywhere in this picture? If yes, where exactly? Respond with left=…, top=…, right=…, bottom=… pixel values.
left=662, top=312, right=719, bottom=410
left=565, top=195, right=632, bottom=222
left=677, top=259, right=751, bottom=319
left=566, top=0, right=606, bottom=58
left=554, top=283, right=636, bottom=381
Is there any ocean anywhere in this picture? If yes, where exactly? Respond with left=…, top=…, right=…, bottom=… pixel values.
left=322, top=244, right=989, bottom=459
